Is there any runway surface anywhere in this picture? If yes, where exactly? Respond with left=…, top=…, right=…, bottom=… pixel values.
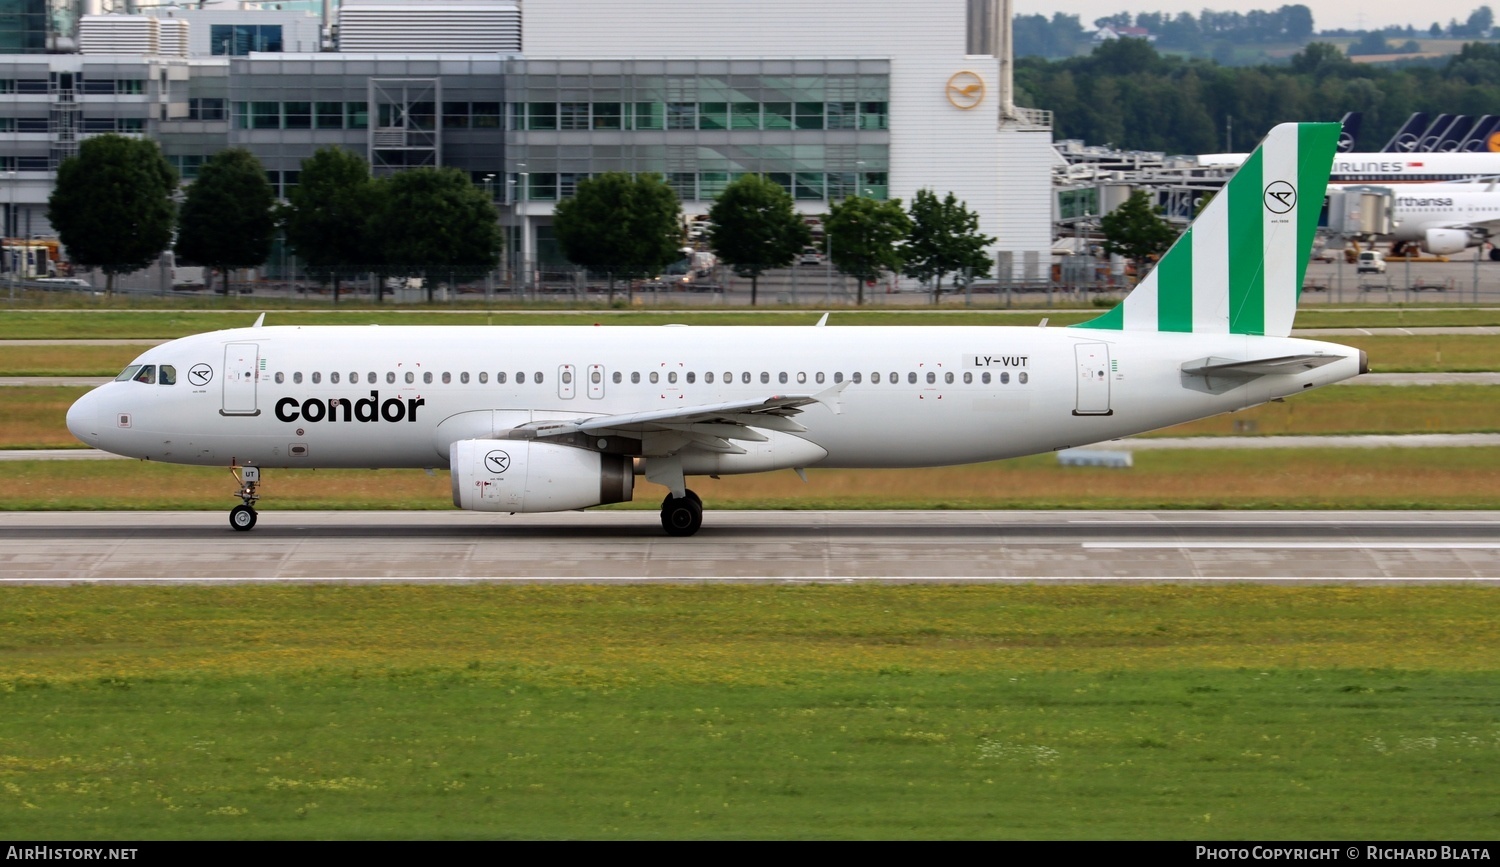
left=2, top=510, right=1496, bottom=583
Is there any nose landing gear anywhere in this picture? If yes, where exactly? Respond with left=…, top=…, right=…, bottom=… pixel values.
left=229, top=465, right=260, bottom=531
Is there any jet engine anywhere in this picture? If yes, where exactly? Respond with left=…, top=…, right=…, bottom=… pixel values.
left=1422, top=228, right=1473, bottom=256
left=451, top=439, right=633, bottom=512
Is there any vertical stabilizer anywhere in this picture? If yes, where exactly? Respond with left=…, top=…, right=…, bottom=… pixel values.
left=1074, top=122, right=1339, bottom=339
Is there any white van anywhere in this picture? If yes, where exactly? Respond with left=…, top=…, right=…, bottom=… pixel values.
left=1356, top=250, right=1386, bottom=274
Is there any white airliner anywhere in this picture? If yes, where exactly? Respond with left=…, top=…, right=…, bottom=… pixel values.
left=1200, top=150, right=1500, bottom=185
left=1353, top=184, right=1500, bottom=256
left=67, top=122, right=1366, bottom=536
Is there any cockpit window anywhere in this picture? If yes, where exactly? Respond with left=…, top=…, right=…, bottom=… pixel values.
left=159, top=365, right=176, bottom=386
left=132, top=365, right=156, bottom=384
left=115, top=365, right=142, bottom=382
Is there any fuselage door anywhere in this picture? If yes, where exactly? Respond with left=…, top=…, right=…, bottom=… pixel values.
left=558, top=364, right=576, bottom=399
left=1073, top=342, right=1113, bottom=416
left=587, top=364, right=605, bottom=399
left=221, top=342, right=261, bottom=416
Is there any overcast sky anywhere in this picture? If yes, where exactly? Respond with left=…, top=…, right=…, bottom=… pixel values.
left=1012, top=1, right=1494, bottom=34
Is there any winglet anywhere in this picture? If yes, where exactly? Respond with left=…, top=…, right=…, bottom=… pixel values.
left=815, top=312, right=829, bottom=327
left=252, top=313, right=265, bottom=328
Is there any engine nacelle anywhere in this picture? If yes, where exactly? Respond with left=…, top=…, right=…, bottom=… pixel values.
left=1422, top=228, right=1473, bottom=256
left=451, top=439, right=633, bottom=513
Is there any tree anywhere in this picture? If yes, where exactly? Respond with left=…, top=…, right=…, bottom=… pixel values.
left=283, top=147, right=378, bottom=304
left=368, top=167, right=501, bottom=303
left=552, top=172, right=682, bottom=301
left=47, top=134, right=176, bottom=297
left=174, top=148, right=276, bottom=294
left=707, top=174, right=810, bottom=306
left=823, top=196, right=911, bottom=306
left=903, top=189, right=994, bottom=303
left=1099, top=189, right=1177, bottom=276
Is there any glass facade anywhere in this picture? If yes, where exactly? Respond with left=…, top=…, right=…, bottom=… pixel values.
left=210, top=24, right=284, bottom=56
left=503, top=58, right=891, bottom=203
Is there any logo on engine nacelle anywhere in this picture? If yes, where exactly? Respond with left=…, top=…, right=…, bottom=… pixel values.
left=484, top=450, right=511, bottom=474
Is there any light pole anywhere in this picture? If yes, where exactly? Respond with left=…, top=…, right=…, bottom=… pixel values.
left=5, top=170, right=14, bottom=304
left=517, top=163, right=528, bottom=297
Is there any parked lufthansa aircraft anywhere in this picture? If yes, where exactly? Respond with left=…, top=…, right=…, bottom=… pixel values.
left=67, top=123, right=1365, bottom=536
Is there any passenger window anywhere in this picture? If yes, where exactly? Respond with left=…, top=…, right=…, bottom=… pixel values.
left=630, top=372, right=639, bottom=384
left=497, top=372, right=507, bottom=384
left=982, top=372, right=992, bottom=384
left=926, top=372, right=936, bottom=384
left=1000, top=372, right=1010, bottom=385
left=479, top=372, right=489, bottom=384
left=517, top=372, right=526, bottom=384
left=612, top=371, right=621, bottom=384
left=442, top=372, right=452, bottom=384
left=741, top=372, right=751, bottom=384
left=367, top=372, right=377, bottom=384
left=349, top=372, right=357, bottom=383
left=686, top=371, right=695, bottom=384
left=724, top=371, right=732, bottom=383
left=944, top=372, right=953, bottom=384
left=312, top=371, right=321, bottom=384
left=872, top=372, right=881, bottom=384
left=386, top=372, right=395, bottom=384
left=963, top=372, right=972, bottom=384
left=591, top=370, right=601, bottom=384
left=330, top=372, right=340, bottom=384
left=275, top=372, right=285, bottom=384
left=815, top=372, right=824, bottom=384
left=833, top=372, right=842, bottom=383
left=779, top=372, right=788, bottom=384
left=908, top=372, right=918, bottom=384
left=405, top=372, right=415, bottom=384
left=704, top=372, right=714, bottom=384
left=1019, top=372, right=1029, bottom=384
left=159, top=365, right=176, bottom=385
left=293, top=372, right=303, bottom=384
left=852, top=372, right=862, bottom=383
left=115, top=365, right=142, bottom=382
left=561, top=370, right=572, bottom=384
left=534, top=372, right=543, bottom=384
left=890, top=372, right=898, bottom=383
left=461, top=372, right=470, bottom=384
left=649, top=372, right=659, bottom=384
left=760, top=372, right=770, bottom=384
left=133, top=365, right=156, bottom=384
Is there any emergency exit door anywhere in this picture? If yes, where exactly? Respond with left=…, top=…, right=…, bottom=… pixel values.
left=1072, top=342, right=1112, bottom=416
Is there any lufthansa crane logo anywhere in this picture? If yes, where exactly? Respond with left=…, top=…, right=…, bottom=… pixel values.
left=484, top=450, right=511, bottom=474
left=1264, top=180, right=1296, bottom=214
left=946, top=71, right=985, bottom=110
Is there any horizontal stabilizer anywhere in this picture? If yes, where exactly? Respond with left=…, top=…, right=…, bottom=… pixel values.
left=1182, top=354, right=1340, bottom=378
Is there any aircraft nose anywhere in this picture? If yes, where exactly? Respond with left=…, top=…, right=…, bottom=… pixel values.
left=66, top=389, right=101, bottom=446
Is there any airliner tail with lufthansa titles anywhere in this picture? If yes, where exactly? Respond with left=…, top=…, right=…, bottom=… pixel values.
left=67, top=122, right=1365, bottom=536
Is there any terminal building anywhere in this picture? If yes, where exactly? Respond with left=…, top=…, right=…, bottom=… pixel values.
left=0, top=0, right=1054, bottom=283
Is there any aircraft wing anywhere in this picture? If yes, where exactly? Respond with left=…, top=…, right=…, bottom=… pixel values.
left=518, top=382, right=848, bottom=454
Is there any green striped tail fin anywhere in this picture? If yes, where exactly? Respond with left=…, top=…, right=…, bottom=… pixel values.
left=1073, top=122, right=1340, bottom=339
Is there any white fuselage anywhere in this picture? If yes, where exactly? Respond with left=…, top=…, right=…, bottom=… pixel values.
left=67, top=324, right=1364, bottom=473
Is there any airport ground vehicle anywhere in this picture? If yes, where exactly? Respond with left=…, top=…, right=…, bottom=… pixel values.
left=1357, top=250, right=1387, bottom=273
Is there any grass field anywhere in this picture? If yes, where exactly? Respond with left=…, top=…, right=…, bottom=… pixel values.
left=0, top=584, right=1495, bottom=839
left=4, top=447, right=1500, bottom=511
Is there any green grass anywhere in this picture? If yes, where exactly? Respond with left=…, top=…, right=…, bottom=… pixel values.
left=0, top=584, right=1495, bottom=839
left=2, top=304, right=1500, bottom=340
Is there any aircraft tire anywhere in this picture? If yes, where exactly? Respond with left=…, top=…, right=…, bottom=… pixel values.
left=660, top=495, right=703, bottom=537
left=230, top=505, right=257, bottom=531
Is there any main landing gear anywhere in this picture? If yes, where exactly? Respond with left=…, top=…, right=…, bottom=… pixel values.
left=660, top=489, right=703, bottom=537
left=229, top=465, right=260, bottom=531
